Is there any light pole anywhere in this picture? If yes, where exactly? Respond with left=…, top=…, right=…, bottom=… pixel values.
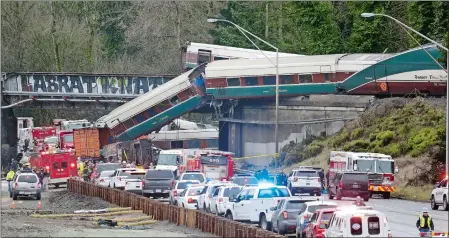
left=207, top=18, right=280, bottom=171
left=361, top=13, right=449, bottom=178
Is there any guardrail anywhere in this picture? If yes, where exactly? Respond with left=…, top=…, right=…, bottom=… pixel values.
left=68, top=179, right=285, bottom=238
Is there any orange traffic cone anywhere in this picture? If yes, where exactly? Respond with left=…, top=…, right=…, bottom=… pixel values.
left=36, top=201, right=42, bottom=209
left=10, top=201, right=15, bottom=209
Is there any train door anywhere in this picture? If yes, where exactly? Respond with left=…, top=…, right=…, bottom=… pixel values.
left=374, top=65, right=389, bottom=95
left=320, top=65, right=332, bottom=83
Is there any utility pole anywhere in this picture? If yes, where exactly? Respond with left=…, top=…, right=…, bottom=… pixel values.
left=265, top=2, right=269, bottom=39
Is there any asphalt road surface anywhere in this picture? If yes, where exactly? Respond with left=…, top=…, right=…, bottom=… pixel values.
left=319, top=194, right=449, bottom=237
left=2, top=181, right=447, bottom=237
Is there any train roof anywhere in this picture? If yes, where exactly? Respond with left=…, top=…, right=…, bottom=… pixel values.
left=101, top=68, right=195, bottom=128
left=204, top=53, right=390, bottom=78
left=186, top=42, right=304, bottom=58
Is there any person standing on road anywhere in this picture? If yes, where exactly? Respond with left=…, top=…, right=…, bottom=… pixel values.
left=261, top=166, right=269, bottom=182
left=352, top=196, right=366, bottom=206
left=10, top=158, right=18, bottom=171
left=6, top=169, right=15, bottom=193
left=416, top=208, right=434, bottom=233
left=37, top=169, right=45, bottom=189
left=325, top=170, right=330, bottom=188
left=318, top=169, right=325, bottom=190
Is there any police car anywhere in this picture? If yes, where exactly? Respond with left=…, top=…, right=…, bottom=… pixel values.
left=430, top=177, right=448, bottom=211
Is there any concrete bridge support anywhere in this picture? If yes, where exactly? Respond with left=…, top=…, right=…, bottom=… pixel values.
left=219, top=95, right=374, bottom=166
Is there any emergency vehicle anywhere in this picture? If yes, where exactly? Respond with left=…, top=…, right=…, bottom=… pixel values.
left=30, top=150, right=78, bottom=188
left=18, top=127, right=57, bottom=153
left=188, top=150, right=234, bottom=181
left=156, top=149, right=234, bottom=180
left=329, top=151, right=398, bottom=199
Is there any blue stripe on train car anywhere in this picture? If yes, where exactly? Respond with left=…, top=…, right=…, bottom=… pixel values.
left=187, top=140, right=201, bottom=149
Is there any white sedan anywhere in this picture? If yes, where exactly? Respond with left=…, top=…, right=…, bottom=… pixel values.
left=95, top=170, right=115, bottom=187
left=108, top=168, right=139, bottom=189
left=177, top=184, right=205, bottom=210
left=209, top=185, right=243, bottom=216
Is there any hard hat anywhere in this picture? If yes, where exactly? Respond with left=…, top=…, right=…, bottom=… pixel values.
left=422, top=207, right=429, bottom=213
left=122, top=161, right=126, bottom=164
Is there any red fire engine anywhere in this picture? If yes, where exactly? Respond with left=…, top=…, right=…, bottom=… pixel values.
left=29, top=149, right=78, bottom=188
left=186, top=150, right=234, bottom=181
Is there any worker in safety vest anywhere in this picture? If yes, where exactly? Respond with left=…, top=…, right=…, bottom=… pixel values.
left=77, top=158, right=84, bottom=177
left=416, top=208, right=434, bottom=232
left=6, top=169, right=15, bottom=192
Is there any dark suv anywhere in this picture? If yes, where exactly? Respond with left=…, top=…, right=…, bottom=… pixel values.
left=143, top=169, right=175, bottom=198
left=328, top=172, right=370, bottom=201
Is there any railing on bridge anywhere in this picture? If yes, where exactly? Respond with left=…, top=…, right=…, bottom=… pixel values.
left=2, top=72, right=176, bottom=98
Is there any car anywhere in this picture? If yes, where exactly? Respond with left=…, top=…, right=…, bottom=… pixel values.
left=197, top=180, right=231, bottom=212
left=95, top=170, right=115, bottom=187
left=230, top=175, right=259, bottom=186
left=304, top=208, right=336, bottom=238
left=176, top=184, right=205, bottom=210
left=270, top=197, right=318, bottom=235
left=91, top=163, right=121, bottom=181
left=287, top=169, right=322, bottom=196
left=209, top=184, right=242, bottom=216
left=108, top=168, right=139, bottom=189
left=225, top=185, right=292, bottom=230
left=328, top=172, right=370, bottom=201
left=10, top=171, right=41, bottom=200
left=143, top=169, right=176, bottom=198
left=124, top=171, right=146, bottom=194
left=169, top=180, right=201, bottom=205
left=323, top=209, right=392, bottom=237
left=179, top=171, right=206, bottom=184
left=295, top=201, right=337, bottom=238
left=430, top=177, right=448, bottom=211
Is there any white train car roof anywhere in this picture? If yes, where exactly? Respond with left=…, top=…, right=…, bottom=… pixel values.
left=186, top=42, right=304, bottom=59
left=150, top=129, right=218, bottom=141
left=102, top=68, right=195, bottom=128
left=205, top=53, right=393, bottom=78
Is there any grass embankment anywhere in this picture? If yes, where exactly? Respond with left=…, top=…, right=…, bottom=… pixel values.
left=282, top=98, right=446, bottom=201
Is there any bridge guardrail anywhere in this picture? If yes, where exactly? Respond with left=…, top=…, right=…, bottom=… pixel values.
left=67, top=179, right=285, bottom=238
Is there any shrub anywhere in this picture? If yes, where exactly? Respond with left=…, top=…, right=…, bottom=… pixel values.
left=408, top=127, right=439, bottom=157
left=343, top=139, right=370, bottom=152
left=375, top=130, right=395, bottom=146
left=350, top=128, right=364, bottom=140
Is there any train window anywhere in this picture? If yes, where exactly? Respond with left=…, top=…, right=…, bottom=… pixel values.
left=134, top=111, right=149, bottom=124
left=262, top=76, right=276, bottom=85
left=198, top=49, right=212, bottom=65
left=171, top=140, right=183, bottom=149
left=111, top=124, right=126, bottom=135
left=280, top=75, right=295, bottom=84
left=324, top=73, right=330, bottom=82
left=299, top=74, right=313, bottom=83
left=123, top=119, right=135, bottom=129
left=244, top=77, right=259, bottom=86
left=158, top=100, right=172, bottom=111
left=147, top=107, right=157, bottom=118
left=227, top=78, right=240, bottom=87
left=214, top=56, right=229, bottom=61
left=170, top=95, right=181, bottom=106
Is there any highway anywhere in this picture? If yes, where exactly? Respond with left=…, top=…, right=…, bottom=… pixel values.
left=2, top=181, right=447, bottom=237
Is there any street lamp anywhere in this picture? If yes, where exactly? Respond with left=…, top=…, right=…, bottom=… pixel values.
left=207, top=18, right=281, bottom=170
left=361, top=13, right=449, bottom=178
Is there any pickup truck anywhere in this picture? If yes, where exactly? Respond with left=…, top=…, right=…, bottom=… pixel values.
left=224, top=185, right=291, bottom=230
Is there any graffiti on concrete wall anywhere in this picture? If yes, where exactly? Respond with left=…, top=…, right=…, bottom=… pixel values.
left=3, top=73, right=175, bottom=95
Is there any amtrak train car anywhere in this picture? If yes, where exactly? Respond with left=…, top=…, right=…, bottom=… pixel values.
left=103, top=64, right=207, bottom=141
left=183, top=42, right=303, bottom=71
left=202, top=44, right=446, bottom=99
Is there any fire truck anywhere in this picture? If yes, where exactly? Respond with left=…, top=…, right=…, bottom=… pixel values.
left=329, top=151, right=399, bottom=199
left=18, top=127, right=57, bottom=153
left=187, top=150, right=234, bottom=181
left=23, top=149, right=78, bottom=188
left=156, top=149, right=234, bottom=180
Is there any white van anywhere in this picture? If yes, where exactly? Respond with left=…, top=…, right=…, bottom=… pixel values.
left=323, top=209, right=392, bottom=238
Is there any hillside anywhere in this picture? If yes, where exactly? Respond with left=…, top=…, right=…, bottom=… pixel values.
left=282, top=97, right=446, bottom=201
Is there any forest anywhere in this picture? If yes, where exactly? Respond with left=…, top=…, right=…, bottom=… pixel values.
left=2, top=1, right=448, bottom=75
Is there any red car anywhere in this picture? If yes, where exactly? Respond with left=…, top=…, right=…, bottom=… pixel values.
left=304, top=208, right=336, bottom=238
